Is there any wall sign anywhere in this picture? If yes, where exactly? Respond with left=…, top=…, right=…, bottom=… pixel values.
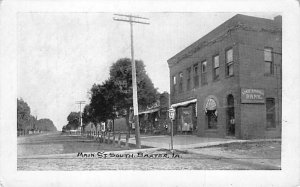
left=241, top=88, right=265, bottom=103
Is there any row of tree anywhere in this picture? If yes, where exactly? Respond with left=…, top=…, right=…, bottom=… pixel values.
left=71, top=58, right=159, bottom=133
left=17, top=98, right=57, bottom=132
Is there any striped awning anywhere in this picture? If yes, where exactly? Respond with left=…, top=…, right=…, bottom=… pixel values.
left=138, top=107, right=160, bottom=115
left=171, top=99, right=197, bottom=108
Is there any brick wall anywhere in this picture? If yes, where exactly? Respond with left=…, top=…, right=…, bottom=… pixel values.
left=168, top=14, right=282, bottom=139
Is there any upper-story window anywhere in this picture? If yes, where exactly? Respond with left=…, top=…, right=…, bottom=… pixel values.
left=173, top=76, right=176, bottom=85
left=193, top=64, right=199, bottom=88
left=264, top=47, right=273, bottom=75
left=186, top=67, right=191, bottom=91
left=226, top=48, right=234, bottom=76
left=201, top=60, right=207, bottom=85
left=179, top=72, right=183, bottom=93
left=172, top=75, right=176, bottom=95
left=213, top=55, right=220, bottom=80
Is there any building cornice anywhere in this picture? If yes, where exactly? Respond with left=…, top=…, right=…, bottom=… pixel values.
left=167, top=17, right=282, bottom=68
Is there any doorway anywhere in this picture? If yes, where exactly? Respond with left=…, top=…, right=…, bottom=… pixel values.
left=226, top=94, right=235, bottom=136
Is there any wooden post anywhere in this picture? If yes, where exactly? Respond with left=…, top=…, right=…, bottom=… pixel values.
left=125, top=134, right=129, bottom=148
left=118, top=132, right=121, bottom=146
left=113, top=134, right=116, bottom=146
left=108, top=133, right=111, bottom=144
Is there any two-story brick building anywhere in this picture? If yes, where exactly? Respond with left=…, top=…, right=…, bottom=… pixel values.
left=167, top=14, right=282, bottom=139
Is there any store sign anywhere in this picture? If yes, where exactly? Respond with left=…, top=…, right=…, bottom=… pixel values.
left=241, top=88, right=265, bottom=103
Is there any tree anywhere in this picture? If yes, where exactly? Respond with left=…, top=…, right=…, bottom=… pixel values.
left=109, top=58, right=158, bottom=133
left=82, top=104, right=92, bottom=124
left=17, top=98, right=31, bottom=131
left=88, top=79, right=117, bottom=131
left=66, top=112, right=80, bottom=130
left=36, top=118, right=57, bottom=131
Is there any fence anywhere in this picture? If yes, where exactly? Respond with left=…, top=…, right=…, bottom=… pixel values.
left=82, top=131, right=130, bottom=147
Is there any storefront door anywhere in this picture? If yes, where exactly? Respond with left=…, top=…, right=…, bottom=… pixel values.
left=226, top=94, right=235, bottom=136
left=177, top=106, right=193, bottom=134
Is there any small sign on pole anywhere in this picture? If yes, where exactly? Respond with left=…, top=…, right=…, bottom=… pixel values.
left=169, top=107, right=175, bottom=120
left=168, top=107, right=175, bottom=153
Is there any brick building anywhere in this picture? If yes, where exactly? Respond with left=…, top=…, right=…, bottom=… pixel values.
left=167, top=14, right=282, bottom=139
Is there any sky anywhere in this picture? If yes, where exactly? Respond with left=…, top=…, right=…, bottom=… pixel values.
left=17, top=12, right=279, bottom=130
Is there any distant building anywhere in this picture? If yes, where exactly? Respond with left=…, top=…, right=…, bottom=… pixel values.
left=167, top=14, right=282, bottom=139
left=138, top=92, right=170, bottom=134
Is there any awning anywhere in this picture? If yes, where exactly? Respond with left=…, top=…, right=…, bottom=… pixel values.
left=138, top=107, right=160, bottom=115
left=171, top=99, right=197, bottom=108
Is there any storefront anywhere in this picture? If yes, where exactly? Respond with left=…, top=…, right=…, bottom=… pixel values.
left=171, top=99, right=197, bottom=134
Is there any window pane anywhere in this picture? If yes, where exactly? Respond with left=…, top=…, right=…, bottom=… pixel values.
left=265, top=62, right=272, bottom=74
left=264, top=48, right=272, bottom=61
left=215, top=67, right=219, bottom=78
left=226, top=49, right=233, bottom=63
left=266, top=98, right=276, bottom=128
left=202, top=61, right=207, bottom=73
left=173, top=76, right=176, bottom=85
left=214, top=56, right=219, bottom=67
left=187, top=68, right=191, bottom=79
left=194, top=65, right=198, bottom=74
left=228, top=64, right=234, bottom=76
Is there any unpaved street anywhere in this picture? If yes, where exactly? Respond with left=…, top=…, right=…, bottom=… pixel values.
left=18, top=132, right=280, bottom=170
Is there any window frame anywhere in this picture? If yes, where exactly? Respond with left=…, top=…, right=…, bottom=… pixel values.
left=172, top=75, right=177, bottom=95
left=225, top=48, right=234, bottom=77
left=201, top=60, right=208, bottom=85
left=186, top=67, right=191, bottom=91
left=179, top=72, right=183, bottom=93
left=213, top=54, right=220, bottom=80
left=193, top=64, right=199, bottom=88
left=264, top=47, right=274, bottom=75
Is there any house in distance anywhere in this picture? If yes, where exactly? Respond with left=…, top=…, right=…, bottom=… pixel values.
left=167, top=14, right=282, bottom=139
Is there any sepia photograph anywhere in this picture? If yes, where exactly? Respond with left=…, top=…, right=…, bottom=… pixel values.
left=0, top=0, right=299, bottom=187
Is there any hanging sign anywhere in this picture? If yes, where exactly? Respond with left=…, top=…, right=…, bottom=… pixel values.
left=241, top=88, right=265, bottom=103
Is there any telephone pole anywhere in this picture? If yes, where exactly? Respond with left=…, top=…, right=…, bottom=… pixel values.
left=76, top=101, right=85, bottom=134
left=113, top=14, right=150, bottom=149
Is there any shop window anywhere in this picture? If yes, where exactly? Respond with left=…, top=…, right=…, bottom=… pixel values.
left=213, top=55, right=220, bottom=80
left=186, top=67, right=191, bottom=91
left=226, top=48, right=234, bottom=76
left=264, top=47, right=273, bottom=75
left=201, top=60, right=207, bottom=85
left=193, top=64, right=199, bottom=88
left=266, top=98, right=276, bottom=128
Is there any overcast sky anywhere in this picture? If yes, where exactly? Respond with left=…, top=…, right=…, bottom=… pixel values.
left=17, top=12, right=279, bottom=130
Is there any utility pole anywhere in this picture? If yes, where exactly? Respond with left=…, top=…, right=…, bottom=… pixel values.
left=76, top=101, right=85, bottom=134
left=113, top=14, right=149, bottom=149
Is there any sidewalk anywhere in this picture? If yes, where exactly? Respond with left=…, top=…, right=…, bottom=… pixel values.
left=123, top=135, right=279, bottom=150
